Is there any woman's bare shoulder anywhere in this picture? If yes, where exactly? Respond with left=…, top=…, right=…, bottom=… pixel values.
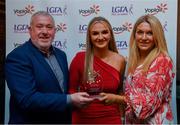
left=112, top=52, right=125, bottom=63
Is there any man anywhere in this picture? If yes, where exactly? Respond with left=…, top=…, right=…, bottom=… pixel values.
left=5, top=11, right=93, bottom=124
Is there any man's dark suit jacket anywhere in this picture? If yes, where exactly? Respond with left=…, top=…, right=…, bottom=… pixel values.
left=5, top=39, right=71, bottom=124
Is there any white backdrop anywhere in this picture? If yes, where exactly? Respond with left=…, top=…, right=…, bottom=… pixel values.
left=5, top=0, right=177, bottom=123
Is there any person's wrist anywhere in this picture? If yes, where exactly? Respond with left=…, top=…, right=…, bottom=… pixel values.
left=123, top=95, right=127, bottom=103
left=67, top=94, right=72, bottom=107
left=116, top=95, right=125, bottom=103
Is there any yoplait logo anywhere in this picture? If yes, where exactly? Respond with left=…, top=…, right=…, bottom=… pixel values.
left=14, top=5, right=35, bottom=16
left=113, top=22, right=132, bottom=34
left=79, top=43, right=86, bottom=50
left=79, top=5, right=100, bottom=16
left=56, top=23, right=67, bottom=32
left=14, top=42, right=23, bottom=48
left=145, top=3, right=168, bottom=15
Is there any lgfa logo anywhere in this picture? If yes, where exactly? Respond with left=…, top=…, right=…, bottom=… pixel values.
left=14, top=5, right=35, bottom=16
left=163, top=21, right=168, bottom=32
left=112, top=4, right=133, bottom=16
left=56, top=23, right=67, bottom=32
left=79, top=24, right=88, bottom=33
left=116, top=40, right=128, bottom=50
left=14, top=24, right=29, bottom=33
left=79, top=5, right=100, bottom=16
left=145, top=3, right=168, bottom=15
left=52, top=40, right=67, bottom=50
left=47, top=5, right=67, bottom=16
left=113, top=22, right=132, bottom=34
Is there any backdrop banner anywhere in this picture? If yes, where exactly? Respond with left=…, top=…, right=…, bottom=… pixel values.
left=5, top=0, right=177, bottom=123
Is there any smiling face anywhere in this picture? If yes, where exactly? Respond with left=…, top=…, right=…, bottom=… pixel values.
left=90, top=22, right=111, bottom=50
left=135, top=22, right=155, bottom=55
left=28, top=15, right=56, bottom=52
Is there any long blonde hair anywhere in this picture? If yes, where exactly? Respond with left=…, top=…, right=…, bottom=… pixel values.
left=84, top=16, right=118, bottom=81
left=128, top=14, right=169, bottom=74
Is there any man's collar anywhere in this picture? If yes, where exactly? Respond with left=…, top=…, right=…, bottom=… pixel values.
left=40, top=46, right=54, bottom=57
left=29, top=39, right=55, bottom=57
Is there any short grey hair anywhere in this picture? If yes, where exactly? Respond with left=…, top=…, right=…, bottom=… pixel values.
left=30, top=11, right=55, bottom=26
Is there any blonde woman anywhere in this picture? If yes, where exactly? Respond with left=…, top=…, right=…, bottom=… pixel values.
left=125, top=15, right=175, bottom=124
left=69, top=16, right=126, bottom=124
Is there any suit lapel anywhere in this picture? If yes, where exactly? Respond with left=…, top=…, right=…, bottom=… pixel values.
left=27, top=40, right=62, bottom=90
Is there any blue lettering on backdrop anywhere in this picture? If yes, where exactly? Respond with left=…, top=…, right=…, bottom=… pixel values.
left=47, top=7, right=63, bottom=13
left=14, top=24, right=29, bottom=33
left=116, top=41, right=128, bottom=49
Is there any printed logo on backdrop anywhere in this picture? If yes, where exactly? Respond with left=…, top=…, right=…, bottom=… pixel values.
left=163, top=21, right=168, bottom=32
left=13, top=40, right=67, bottom=50
left=78, top=42, right=86, bottom=50
left=52, top=39, right=67, bottom=50
left=113, top=22, right=132, bottom=34
left=79, top=24, right=87, bottom=33
left=79, top=5, right=100, bottom=16
left=112, top=4, right=133, bottom=16
left=47, top=5, right=67, bottom=16
left=13, top=42, right=24, bottom=48
left=56, top=23, right=67, bottom=32
left=14, top=24, right=29, bottom=33
left=78, top=41, right=128, bottom=51
left=14, top=5, right=35, bottom=16
left=145, top=3, right=167, bottom=15
left=116, top=40, right=128, bottom=50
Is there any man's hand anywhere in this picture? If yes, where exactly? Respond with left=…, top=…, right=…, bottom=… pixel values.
left=70, top=92, right=94, bottom=108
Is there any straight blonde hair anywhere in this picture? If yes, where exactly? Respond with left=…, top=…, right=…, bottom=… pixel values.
left=84, top=16, right=118, bottom=82
left=128, top=15, right=169, bottom=74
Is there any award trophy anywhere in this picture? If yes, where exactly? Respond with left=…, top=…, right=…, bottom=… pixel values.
left=81, top=70, right=103, bottom=99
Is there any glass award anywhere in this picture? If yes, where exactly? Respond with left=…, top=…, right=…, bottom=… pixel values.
left=81, top=70, right=103, bottom=99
